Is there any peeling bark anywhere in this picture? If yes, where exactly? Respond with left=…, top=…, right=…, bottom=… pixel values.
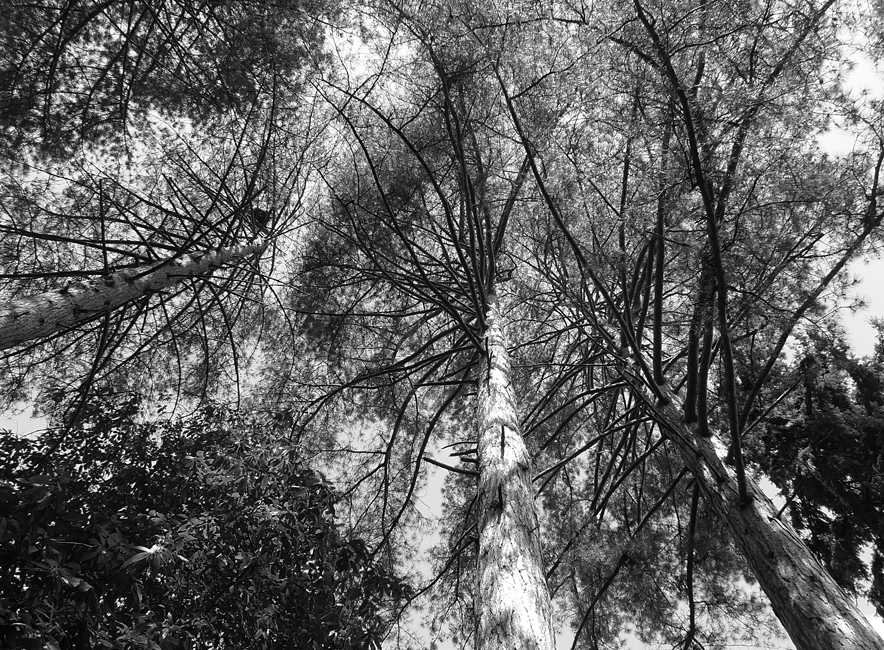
left=476, top=295, right=555, bottom=650
left=647, top=384, right=884, bottom=650
left=0, top=241, right=267, bottom=351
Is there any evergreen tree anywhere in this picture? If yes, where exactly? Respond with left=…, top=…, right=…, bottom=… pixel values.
left=748, top=326, right=884, bottom=617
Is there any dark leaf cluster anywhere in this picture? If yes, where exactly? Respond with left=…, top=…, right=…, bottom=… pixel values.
left=748, top=328, right=884, bottom=616
left=0, top=398, right=410, bottom=649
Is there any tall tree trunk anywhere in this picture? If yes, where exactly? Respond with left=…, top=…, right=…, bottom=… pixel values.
left=0, top=241, right=267, bottom=351
left=476, top=294, right=555, bottom=650
left=647, top=385, right=884, bottom=650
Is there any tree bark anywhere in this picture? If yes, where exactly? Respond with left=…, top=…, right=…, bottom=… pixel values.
left=0, top=241, right=267, bottom=351
left=476, top=294, right=555, bottom=650
left=646, top=384, right=884, bottom=650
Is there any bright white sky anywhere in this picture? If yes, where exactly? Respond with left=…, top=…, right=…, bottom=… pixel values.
left=844, top=256, right=884, bottom=357
left=822, top=49, right=884, bottom=360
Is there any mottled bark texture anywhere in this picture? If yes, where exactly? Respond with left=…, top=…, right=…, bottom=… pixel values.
left=476, top=296, right=555, bottom=650
left=650, top=385, right=884, bottom=650
left=0, top=241, right=267, bottom=351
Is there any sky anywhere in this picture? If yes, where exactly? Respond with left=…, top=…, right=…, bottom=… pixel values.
left=844, top=256, right=884, bottom=357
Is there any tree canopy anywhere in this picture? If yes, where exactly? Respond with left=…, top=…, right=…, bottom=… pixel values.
left=1, top=399, right=409, bottom=649
left=2, top=0, right=884, bottom=649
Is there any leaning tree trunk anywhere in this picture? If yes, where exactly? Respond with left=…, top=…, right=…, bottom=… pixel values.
left=476, top=294, right=555, bottom=650
left=0, top=241, right=267, bottom=351
left=646, top=384, right=884, bottom=650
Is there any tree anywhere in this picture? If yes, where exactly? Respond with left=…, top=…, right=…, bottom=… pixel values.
left=3, top=0, right=884, bottom=648
left=747, top=325, right=884, bottom=617
left=486, top=0, right=884, bottom=646
left=300, top=14, right=558, bottom=643
left=0, top=241, right=267, bottom=352
left=0, top=0, right=338, bottom=418
left=0, top=398, right=409, bottom=649
left=0, top=0, right=332, bottom=157
left=283, top=1, right=884, bottom=646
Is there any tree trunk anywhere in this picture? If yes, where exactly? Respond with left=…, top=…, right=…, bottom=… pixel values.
left=0, top=241, right=267, bottom=351
left=476, top=294, right=555, bottom=650
left=648, top=385, right=884, bottom=650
